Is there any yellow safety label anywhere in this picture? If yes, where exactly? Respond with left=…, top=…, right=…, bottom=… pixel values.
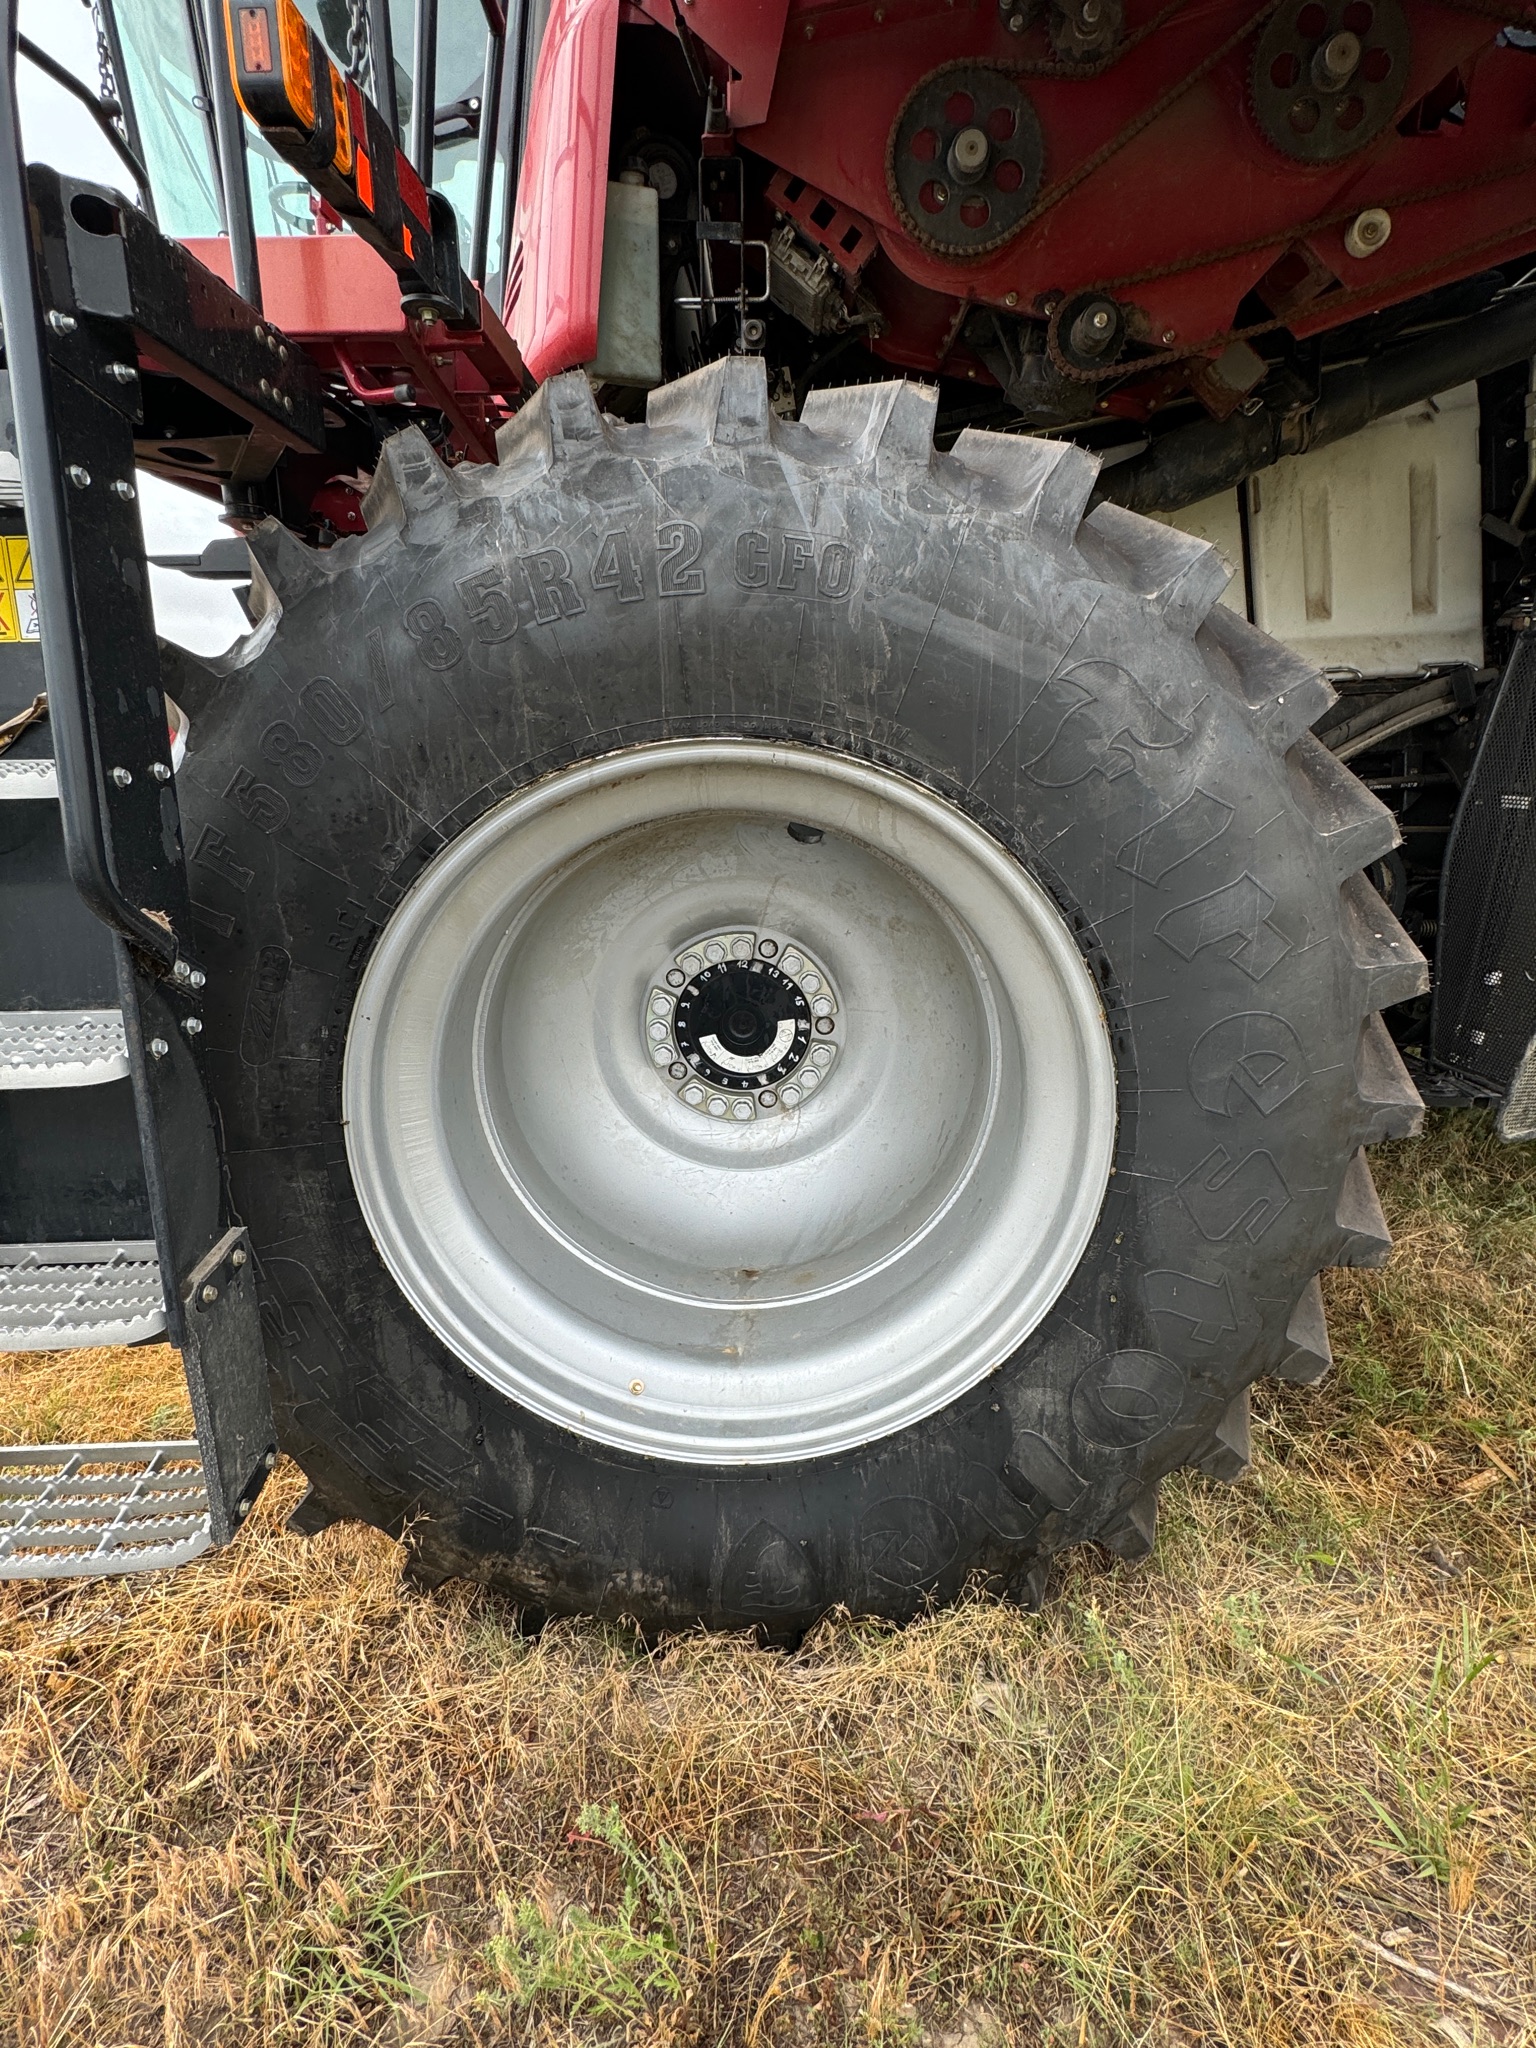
left=0, top=534, right=39, bottom=644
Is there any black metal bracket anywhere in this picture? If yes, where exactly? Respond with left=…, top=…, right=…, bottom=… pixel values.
left=180, top=1227, right=279, bottom=1546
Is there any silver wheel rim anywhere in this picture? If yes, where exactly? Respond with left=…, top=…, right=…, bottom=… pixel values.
left=343, top=741, right=1117, bottom=1464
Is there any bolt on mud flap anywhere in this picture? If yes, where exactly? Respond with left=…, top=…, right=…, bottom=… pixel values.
left=116, top=918, right=279, bottom=1552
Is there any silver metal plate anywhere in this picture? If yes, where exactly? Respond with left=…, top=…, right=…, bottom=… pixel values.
left=0, top=1009, right=129, bottom=1088
left=0, top=1241, right=167, bottom=1350
left=0, top=1441, right=210, bottom=1580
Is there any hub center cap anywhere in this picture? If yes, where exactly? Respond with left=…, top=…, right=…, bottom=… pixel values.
left=647, top=929, right=840, bottom=1118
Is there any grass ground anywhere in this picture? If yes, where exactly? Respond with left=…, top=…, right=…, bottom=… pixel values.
left=0, top=1112, right=1532, bottom=2048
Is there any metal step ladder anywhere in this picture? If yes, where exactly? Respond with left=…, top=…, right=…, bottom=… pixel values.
left=0, top=1007, right=129, bottom=1087
left=0, top=1441, right=210, bottom=1579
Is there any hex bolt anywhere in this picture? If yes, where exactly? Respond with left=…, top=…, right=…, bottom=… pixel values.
left=149, top=1036, right=169, bottom=1058
left=232, top=1247, right=248, bottom=1268
left=258, top=377, right=271, bottom=396
left=1344, top=207, right=1392, bottom=259
left=264, top=1448, right=277, bottom=1469
left=172, top=958, right=192, bottom=980
left=189, top=969, right=206, bottom=989
left=46, top=310, right=77, bottom=334
left=201, top=1282, right=219, bottom=1304
left=150, top=761, right=171, bottom=781
left=183, top=1016, right=203, bottom=1035
left=110, top=764, right=132, bottom=786
left=111, top=478, right=136, bottom=500
left=106, top=360, right=137, bottom=383
left=66, top=465, right=90, bottom=488
left=236, top=1496, right=250, bottom=1517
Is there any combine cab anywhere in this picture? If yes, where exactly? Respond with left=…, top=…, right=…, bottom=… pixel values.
left=0, top=0, right=1531, bottom=1617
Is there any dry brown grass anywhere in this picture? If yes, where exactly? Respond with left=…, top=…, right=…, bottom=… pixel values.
left=1, top=1113, right=1532, bottom=2048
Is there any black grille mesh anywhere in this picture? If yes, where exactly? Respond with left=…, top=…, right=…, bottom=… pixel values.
left=1431, top=636, right=1536, bottom=1098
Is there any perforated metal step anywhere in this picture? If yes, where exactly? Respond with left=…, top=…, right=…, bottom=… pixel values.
left=0, top=1010, right=128, bottom=1088
left=0, top=1441, right=210, bottom=1580
left=0, top=1241, right=166, bottom=1350
left=0, top=757, right=57, bottom=799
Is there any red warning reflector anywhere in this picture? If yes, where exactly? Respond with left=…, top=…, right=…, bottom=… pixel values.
left=238, top=4, right=273, bottom=70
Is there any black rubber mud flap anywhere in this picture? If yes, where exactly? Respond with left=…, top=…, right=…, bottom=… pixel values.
left=171, top=357, right=1425, bottom=1629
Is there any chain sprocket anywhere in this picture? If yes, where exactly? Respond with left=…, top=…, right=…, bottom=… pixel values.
left=1250, top=0, right=1411, bottom=163
left=886, top=63, right=1045, bottom=258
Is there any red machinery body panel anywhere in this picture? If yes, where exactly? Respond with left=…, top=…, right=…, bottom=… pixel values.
left=744, top=0, right=1534, bottom=383
left=501, top=0, right=1536, bottom=408
left=504, top=0, right=620, bottom=383
left=185, top=235, right=524, bottom=462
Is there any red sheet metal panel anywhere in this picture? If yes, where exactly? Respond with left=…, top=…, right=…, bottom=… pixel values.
left=503, top=0, right=620, bottom=382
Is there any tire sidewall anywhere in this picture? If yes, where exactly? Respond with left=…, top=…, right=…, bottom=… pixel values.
left=179, top=392, right=1362, bottom=1626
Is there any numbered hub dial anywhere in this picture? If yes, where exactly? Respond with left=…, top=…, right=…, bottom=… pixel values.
left=645, top=930, right=840, bottom=1120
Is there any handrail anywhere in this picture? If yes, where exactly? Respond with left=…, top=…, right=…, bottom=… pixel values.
left=0, top=0, right=179, bottom=970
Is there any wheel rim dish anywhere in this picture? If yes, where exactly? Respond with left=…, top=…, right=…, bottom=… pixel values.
left=343, top=741, right=1118, bottom=1464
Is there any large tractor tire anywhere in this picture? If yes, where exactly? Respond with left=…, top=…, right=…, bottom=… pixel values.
left=171, top=358, right=1424, bottom=1629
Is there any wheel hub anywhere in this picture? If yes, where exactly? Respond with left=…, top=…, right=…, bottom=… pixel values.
left=649, top=930, right=839, bottom=1117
